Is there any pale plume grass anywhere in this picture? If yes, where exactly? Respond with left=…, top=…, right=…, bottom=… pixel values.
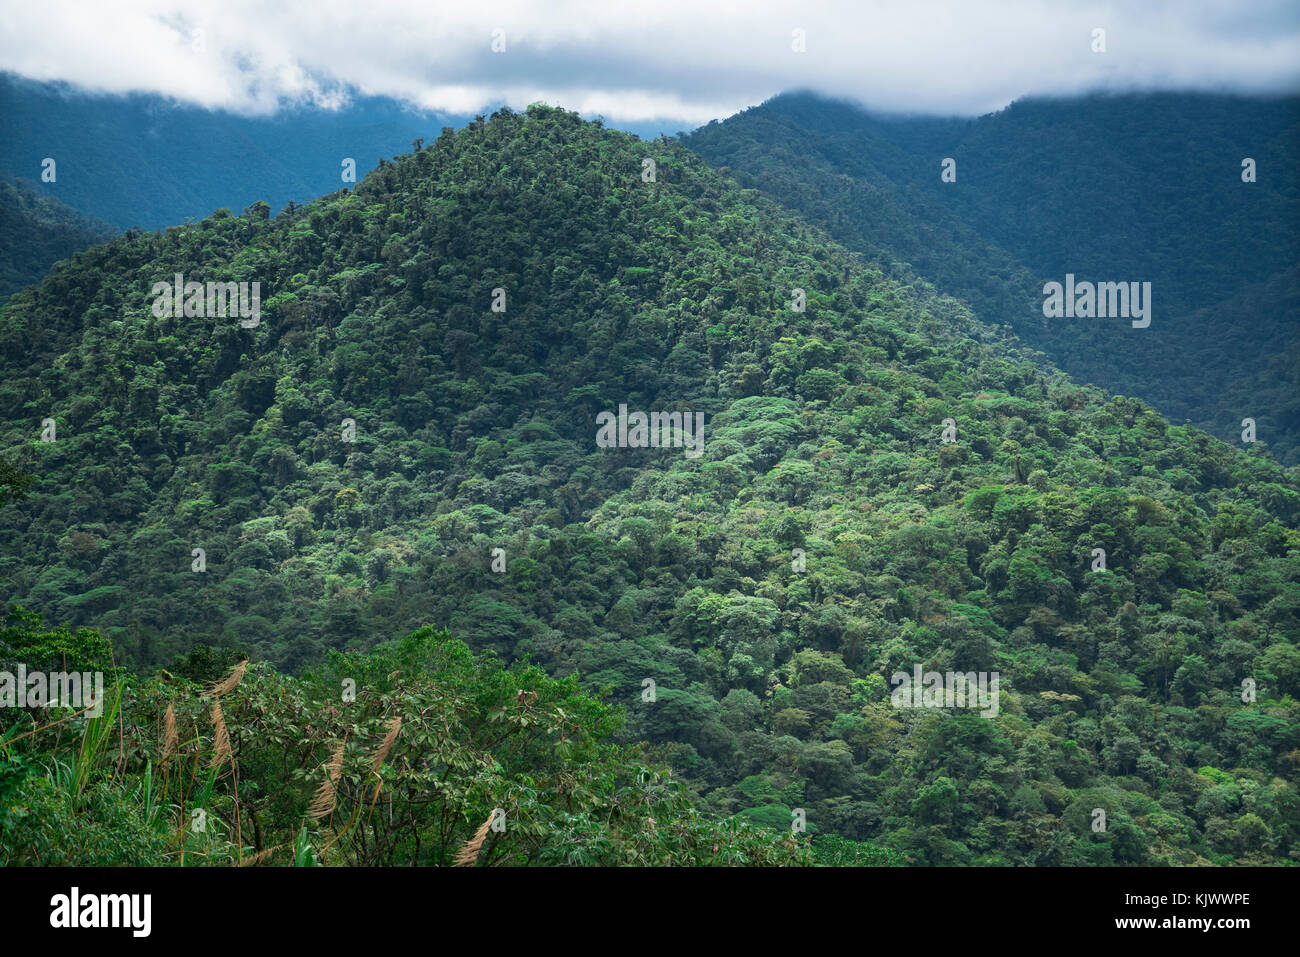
left=369, top=717, right=402, bottom=774
left=308, top=741, right=346, bottom=820
left=453, top=812, right=495, bottom=866
left=209, top=699, right=232, bottom=769
left=241, top=846, right=280, bottom=867
left=161, top=703, right=177, bottom=761
left=204, top=659, right=248, bottom=698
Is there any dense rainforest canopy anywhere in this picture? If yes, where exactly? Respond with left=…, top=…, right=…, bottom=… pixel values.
left=1, top=104, right=1297, bottom=865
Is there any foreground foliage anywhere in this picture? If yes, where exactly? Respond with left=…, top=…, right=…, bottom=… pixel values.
left=3, top=620, right=881, bottom=865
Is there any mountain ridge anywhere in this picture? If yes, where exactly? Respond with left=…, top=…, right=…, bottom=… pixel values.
left=683, top=89, right=1300, bottom=463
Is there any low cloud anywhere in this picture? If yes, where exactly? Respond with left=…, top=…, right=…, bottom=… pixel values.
left=2, top=0, right=1297, bottom=125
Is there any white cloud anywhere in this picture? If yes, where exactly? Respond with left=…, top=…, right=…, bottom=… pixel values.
left=2, top=0, right=1297, bottom=124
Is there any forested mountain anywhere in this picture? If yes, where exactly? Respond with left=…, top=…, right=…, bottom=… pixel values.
left=683, top=92, right=1300, bottom=464
left=1, top=105, right=1298, bottom=865
left=0, top=179, right=116, bottom=299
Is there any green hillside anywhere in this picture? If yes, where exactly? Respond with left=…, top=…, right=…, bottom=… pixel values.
left=1, top=105, right=1298, bottom=865
left=684, top=92, right=1300, bottom=464
left=0, top=178, right=117, bottom=300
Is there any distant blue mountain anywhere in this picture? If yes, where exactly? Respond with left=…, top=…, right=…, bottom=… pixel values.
left=0, top=73, right=472, bottom=230
left=0, top=73, right=689, bottom=233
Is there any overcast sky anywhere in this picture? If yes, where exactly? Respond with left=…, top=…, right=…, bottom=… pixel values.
left=3, top=0, right=1298, bottom=126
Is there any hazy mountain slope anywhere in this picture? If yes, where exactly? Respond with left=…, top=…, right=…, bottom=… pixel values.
left=0, top=72, right=444, bottom=230
left=685, top=100, right=1038, bottom=348
left=684, top=91, right=1300, bottom=463
left=0, top=73, right=689, bottom=233
left=1135, top=266, right=1300, bottom=454
left=0, top=178, right=117, bottom=299
left=1, top=106, right=1297, bottom=863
